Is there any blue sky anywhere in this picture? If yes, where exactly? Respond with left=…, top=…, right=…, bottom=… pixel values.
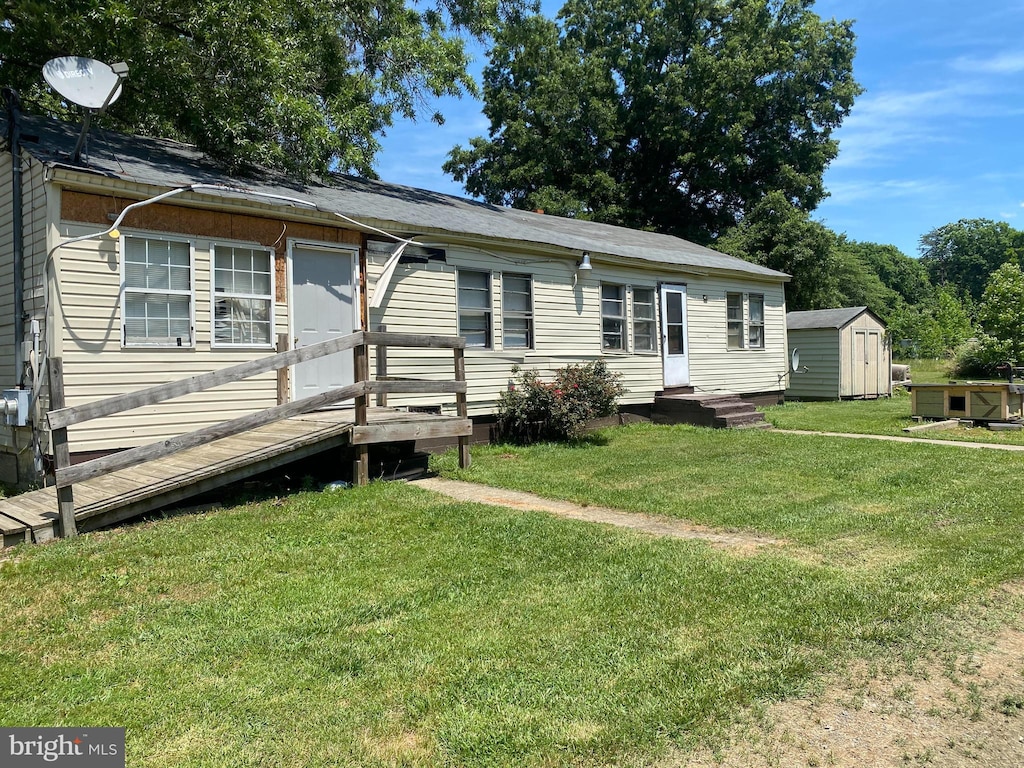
left=375, top=1, right=1024, bottom=258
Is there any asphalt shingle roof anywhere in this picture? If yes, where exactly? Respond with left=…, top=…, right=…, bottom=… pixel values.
left=12, top=115, right=788, bottom=281
left=786, top=306, right=871, bottom=330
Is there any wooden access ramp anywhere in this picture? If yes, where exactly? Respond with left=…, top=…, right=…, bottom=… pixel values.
left=0, top=407, right=470, bottom=546
left=2, top=331, right=472, bottom=547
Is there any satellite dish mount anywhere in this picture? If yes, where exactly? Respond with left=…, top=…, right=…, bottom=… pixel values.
left=42, top=57, right=129, bottom=163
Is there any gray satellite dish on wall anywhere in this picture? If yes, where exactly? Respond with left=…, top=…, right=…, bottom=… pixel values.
left=42, top=56, right=129, bottom=162
left=790, top=347, right=808, bottom=374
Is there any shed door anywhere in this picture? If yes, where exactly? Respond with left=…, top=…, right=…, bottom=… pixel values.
left=854, top=330, right=881, bottom=398
left=291, top=244, right=357, bottom=399
left=660, top=284, right=690, bottom=387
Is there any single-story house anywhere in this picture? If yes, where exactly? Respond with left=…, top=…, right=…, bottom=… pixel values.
left=0, top=113, right=790, bottom=485
left=785, top=306, right=891, bottom=400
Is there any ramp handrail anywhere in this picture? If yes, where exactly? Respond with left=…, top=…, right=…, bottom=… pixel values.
left=46, top=331, right=470, bottom=536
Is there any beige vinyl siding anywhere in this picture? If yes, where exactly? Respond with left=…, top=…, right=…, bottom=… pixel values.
left=0, top=151, right=50, bottom=389
left=0, top=153, right=14, bottom=387
left=367, top=249, right=667, bottom=414
left=685, top=278, right=788, bottom=396
left=368, top=247, right=786, bottom=415
left=56, top=222, right=288, bottom=452
left=785, top=328, right=840, bottom=399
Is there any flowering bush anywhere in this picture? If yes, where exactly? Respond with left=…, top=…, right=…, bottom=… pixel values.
left=497, top=361, right=626, bottom=443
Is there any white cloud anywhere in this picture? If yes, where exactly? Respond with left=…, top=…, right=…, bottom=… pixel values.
left=952, top=51, right=1024, bottom=74
left=831, top=85, right=970, bottom=168
left=825, top=178, right=949, bottom=205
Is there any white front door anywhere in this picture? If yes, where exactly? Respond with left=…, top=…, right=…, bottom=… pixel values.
left=290, top=244, right=357, bottom=399
left=661, top=283, right=690, bottom=387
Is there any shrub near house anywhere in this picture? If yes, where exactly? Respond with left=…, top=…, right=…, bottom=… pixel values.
left=498, top=361, right=626, bottom=443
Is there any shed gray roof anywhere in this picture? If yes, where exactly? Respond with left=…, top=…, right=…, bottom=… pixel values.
left=786, top=306, right=874, bottom=330
left=12, top=115, right=788, bottom=281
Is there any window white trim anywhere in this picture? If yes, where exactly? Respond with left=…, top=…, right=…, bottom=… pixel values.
left=726, top=292, right=768, bottom=351
left=210, top=241, right=276, bottom=349
left=726, top=292, right=744, bottom=350
left=631, top=285, right=659, bottom=355
left=748, top=293, right=765, bottom=350
left=120, top=233, right=196, bottom=348
left=457, top=268, right=493, bottom=349
left=601, top=283, right=626, bottom=351
left=501, top=272, right=534, bottom=350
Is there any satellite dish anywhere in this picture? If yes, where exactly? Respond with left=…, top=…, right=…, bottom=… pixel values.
left=42, top=57, right=129, bottom=163
left=43, top=57, right=124, bottom=110
left=790, top=348, right=801, bottom=373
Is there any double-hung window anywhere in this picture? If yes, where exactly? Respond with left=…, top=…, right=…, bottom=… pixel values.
left=632, top=287, right=657, bottom=352
left=122, top=235, right=193, bottom=346
left=726, top=293, right=766, bottom=350
left=601, top=284, right=625, bottom=350
left=502, top=273, right=533, bottom=349
left=458, top=269, right=492, bottom=348
left=213, top=244, right=274, bottom=347
left=748, top=294, right=765, bottom=349
left=726, top=293, right=744, bottom=350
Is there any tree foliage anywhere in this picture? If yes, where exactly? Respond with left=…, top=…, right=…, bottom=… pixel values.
left=446, top=0, right=859, bottom=243
left=978, top=262, right=1024, bottom=364
left=919, top=219, right=1024, bottom=303
left=887, top=289, right=972, bottom=359
left=714, top=192, right=839, bottom=311
left=838, top=240, right=933, bottom=307
left=1, top=0, right=510, bottom=177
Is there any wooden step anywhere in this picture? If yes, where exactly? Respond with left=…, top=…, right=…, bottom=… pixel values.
left=652, top=394, right=768, bottom=430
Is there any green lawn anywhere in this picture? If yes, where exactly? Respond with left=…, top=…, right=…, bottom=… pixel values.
left=765, top=356, right=1023, bottom=445
left=3, top=426, right=1021, bottom=766
left=894, top=357, right=951, bottom=384
left=763, top=392, right=1024, bottom=445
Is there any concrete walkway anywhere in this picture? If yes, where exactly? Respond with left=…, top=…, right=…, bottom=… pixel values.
left=774, top=429, right=1024, bottom=451
left=411, top=477, right=783, bottom=553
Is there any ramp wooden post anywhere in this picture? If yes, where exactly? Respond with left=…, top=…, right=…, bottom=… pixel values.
left=353, top=343, right=370, bottom=485
left=454, top=347, right=471, bottom=469
left=276, top=333, right=289, bottom=405
left=47, top=357, right=78, bottom=538
left=375, top=324, right=387, bottom=407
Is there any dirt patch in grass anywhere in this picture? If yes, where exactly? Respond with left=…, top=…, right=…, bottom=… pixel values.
left=359, top=728, right=433, bottom=764
left=411, top=477, right=785, bottom=554
left=679, top=585, right=1024, bottom=768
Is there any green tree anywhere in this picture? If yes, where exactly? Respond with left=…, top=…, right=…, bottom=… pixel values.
left=887, top=289, right=972, bottom=359
left=445, top=0, right=859, bottom=243
left=839, top=240, right=933, bottom=307
left=1, top=0, right=509, bottom=177
left=978, top=262, right=1024, bottom=364
left=933, top=289, right=974, bottom=353
left=715, top=192, right=839, bottom=311
left=919, top=219, right=1024, bottom=302
left=830, top=245, right=898, bottom=319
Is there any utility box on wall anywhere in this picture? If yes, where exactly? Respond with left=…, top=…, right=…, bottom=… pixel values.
left=2, top=389, right=31, bottom=426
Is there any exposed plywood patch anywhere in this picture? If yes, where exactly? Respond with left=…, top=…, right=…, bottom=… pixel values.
left=61, top=191, right=363, bottom=304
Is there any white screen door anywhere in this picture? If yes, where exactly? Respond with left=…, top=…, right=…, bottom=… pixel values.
left=661, top=283, right=690, bottom=387
left=291, top=244, right=356, bottom=399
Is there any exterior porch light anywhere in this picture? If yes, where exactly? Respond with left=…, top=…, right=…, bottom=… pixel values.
left=577, top=252, right=593, bottom=271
